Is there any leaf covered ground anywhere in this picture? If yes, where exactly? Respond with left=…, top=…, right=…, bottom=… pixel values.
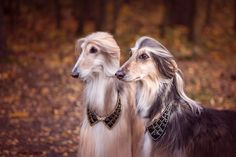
left=0, top=1, right=236, bottom=157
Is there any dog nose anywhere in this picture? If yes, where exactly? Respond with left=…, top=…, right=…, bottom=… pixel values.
left=115, top=70, right=125, bottom=79
left=71, top=72, right=79, bottom=78
left=71, top=67, right=80, bottom=78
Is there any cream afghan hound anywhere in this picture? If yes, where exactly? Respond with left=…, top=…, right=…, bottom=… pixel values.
left=116, top=36, right=236, bottom=157
left=71, top=32, right=143, bottom=157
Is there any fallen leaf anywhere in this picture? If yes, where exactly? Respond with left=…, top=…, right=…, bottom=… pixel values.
left=9, top=111, right=29, bottom=118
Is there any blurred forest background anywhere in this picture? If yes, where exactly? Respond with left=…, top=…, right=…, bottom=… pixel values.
left=0, top=0, right=236, bottom=156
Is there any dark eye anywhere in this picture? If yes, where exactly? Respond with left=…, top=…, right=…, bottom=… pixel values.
left=129, top=49, right=133, bottom=57
left=138, top=53, right=149, bottom=60
left=90, top=46, right=97, bottom=53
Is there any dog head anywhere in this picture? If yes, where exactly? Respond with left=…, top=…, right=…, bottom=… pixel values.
left=116, top=36, right=177, bottom=82
left=71, top=32, right=120, bottom=80
left=115, top=36, right=178, bottom=117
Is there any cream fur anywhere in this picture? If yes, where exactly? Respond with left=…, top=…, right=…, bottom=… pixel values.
left=72, top=32, right=144, bottom=157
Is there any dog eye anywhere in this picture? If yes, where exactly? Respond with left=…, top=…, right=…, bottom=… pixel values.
left=129, top=49, right=133, bottom=57
left=90, top=46, right=98, bottom=53
left=138, top=53, right=149, bottom=60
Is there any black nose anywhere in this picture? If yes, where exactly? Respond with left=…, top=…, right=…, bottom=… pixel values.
left=115, top=70, right=125, bottom=80
left=71, top=72, right=79, bottom=78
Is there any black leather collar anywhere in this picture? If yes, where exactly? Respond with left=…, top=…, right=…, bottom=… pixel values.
left=87, top=92, right=121, bottom=129
left=146, top=104, right=172, bottom=141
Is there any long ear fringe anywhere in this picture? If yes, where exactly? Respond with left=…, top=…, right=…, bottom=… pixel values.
left=137, top=36, right=202, bottom=113
left=151, top=53, right=176, bottom=79
left=174, top=72, right=202, bottom=113
left=75, top=38, right=85, bottom=54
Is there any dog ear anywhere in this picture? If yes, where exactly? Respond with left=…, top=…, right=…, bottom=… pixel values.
left=151, top=54, right=177, bottom=79
left=75, top=38, right=85, bottom=54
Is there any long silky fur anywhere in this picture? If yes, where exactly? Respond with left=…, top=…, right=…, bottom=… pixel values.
left=73, top=32, right=144, bottom=157
left=131, top=37, right=236, bottom=157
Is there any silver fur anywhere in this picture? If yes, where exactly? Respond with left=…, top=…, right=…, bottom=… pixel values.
left=118, top=36, right=236, bottom=157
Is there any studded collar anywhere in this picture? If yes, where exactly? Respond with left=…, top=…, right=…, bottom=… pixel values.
left=87, top=92, right=121, bottom=129
left=146, top=104, right=172, bottom=141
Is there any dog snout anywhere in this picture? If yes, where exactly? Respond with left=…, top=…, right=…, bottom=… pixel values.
left=71, top=71, right=79, bottom=78
left=71, top=67, right=80, bottom=78
left=115, top=70, right=126, bottom=80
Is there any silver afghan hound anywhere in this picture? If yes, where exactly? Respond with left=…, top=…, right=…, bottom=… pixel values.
left=115, top=36, right=236, bottom=157
left=71, top=32, right=143, bottom=157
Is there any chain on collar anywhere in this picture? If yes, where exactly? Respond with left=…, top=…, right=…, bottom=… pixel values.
left=146, top=104, right=172, bottom=141
left=87, top=92, right=121, bottom=129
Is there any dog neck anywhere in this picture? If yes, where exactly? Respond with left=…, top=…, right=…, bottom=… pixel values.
left=137, top=73, right=203, bottom=150
left=137, top=73, right=201, bottom=122
left=136, top=76, right=174, bottom=120
left=84, top=72, right=118, bottom=115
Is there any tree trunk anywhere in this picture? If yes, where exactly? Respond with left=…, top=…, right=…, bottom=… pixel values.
left=0, top=1, right=7, bottom=56
left=234, top=0, right=236, bottom=33
left=204, top=0, right=212, bottom=27
left=8, top=0, right=20, bottom=31
left=160, top=0, right=171, bottom=37
left=168, top=0, right=196, bottom=41
left=95, top=0, right=107, bottom=31
left=111, top=0, right=122, bottom=34
left=188, top=0, right=196, bottom=41
left=54, top=0, right=62, bottom=29
left=74, top=0, right=87, bottom=35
